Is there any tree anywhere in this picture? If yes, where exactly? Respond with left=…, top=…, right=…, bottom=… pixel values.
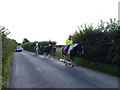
left=22, top=38, right=30, bottom=44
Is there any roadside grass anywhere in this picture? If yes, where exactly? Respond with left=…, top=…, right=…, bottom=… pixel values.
left=51, top=47, right=119, bottom=77
left=75, top=57, right=119, bottom=77
left=51, top=47, right=70, bottom=59
left=2, top=52, right=14, bottom=89
left=53, top=47, right=63, bottom=58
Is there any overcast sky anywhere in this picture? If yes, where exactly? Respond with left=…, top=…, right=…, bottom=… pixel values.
left=0, top=0, right=119, bottom=45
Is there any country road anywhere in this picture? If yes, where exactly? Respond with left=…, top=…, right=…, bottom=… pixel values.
left=9, top=50, right=118, bottom=88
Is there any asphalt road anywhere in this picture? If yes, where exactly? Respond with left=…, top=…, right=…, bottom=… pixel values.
left=9, top=50, right=118, bottom=88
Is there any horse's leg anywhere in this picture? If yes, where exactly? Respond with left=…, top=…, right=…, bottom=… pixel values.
left=48, top=53, right=50, bottom=58
left=63, top=55, right=65, bottom=63
left=69, top=60, right=71, bottom=65
left=64, top=56, right=68, bottom=65
left=36, top=50, right=38, bottom=55
left=71, top=60, right=74, bottom=67
left=44, top=53, right=46, bottom=58
left=35, top=49, right=36, bottom=55
left=70, top=56, right=75, bottom=67
left=37, top=50, right=38, bottom=55
left=62, top=54, right=65, bottom=63
left=63, top=55, right=67, bottom=65
left=35, top=50, right=37, bottom=55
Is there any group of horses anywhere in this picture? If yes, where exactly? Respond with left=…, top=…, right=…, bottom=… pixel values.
left=34, top=44, right=52, bottom=57
left=34, top=44, right=84, bottom=67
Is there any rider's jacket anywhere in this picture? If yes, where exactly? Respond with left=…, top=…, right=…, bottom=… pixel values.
left=35, top=43, right=38, bottom=46
left=66, top=39, right=73, bottom=45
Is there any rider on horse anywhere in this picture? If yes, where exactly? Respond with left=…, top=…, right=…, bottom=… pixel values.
left=34, top=42, right=39, bottom=55
left=34, top=42, right=39, bottom=49
left=64, top=35, right=73, bottom=55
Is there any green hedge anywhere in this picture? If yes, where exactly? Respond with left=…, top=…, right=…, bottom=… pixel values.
left=72, top=18, right=119, bottom=66
left=22, top=41, right=56, bottom=54
left=1, top=26, right=17, bottom=89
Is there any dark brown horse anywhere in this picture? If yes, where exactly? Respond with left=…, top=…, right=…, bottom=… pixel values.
left=42, top=44, right=52, bottom=58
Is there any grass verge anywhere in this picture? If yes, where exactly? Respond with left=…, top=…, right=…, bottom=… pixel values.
left=2, top=52, right=14, bottom=89
left=52, top=48, right=119, bottom=77
left=75, top=57, right=119, bottom=77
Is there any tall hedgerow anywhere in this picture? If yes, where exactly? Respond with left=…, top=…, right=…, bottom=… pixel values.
left=72, top=18, right=119, bottom=66
left=0, top=26, right=17, bottom=88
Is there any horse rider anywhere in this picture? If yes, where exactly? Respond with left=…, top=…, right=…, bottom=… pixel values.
left=65, top=35, right=73, bottom=54
left=53, top=45, right=56, bottom=57
left=34, top=42, right=39, bottom=54
left=34, top=42, right=39, bottom=48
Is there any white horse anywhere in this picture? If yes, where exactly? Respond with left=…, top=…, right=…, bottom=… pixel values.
left=34, top=46, right=39, bottom=55
left=62, top=43, right=84, bottom=67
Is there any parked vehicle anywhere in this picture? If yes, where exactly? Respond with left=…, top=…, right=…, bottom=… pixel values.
left=15, top=46, right=22, bottom=52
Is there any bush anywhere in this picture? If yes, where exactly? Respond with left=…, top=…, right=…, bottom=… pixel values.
left=72, top=18, right=119, bottom=66
left=0, top=26, right=17, bottom=88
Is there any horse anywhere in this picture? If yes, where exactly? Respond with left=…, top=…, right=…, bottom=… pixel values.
left=34, top=46, right=39, bottom=55
left=61, top=43, right=84, bottom=67
left=42, top=44, right=52, bottom=58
